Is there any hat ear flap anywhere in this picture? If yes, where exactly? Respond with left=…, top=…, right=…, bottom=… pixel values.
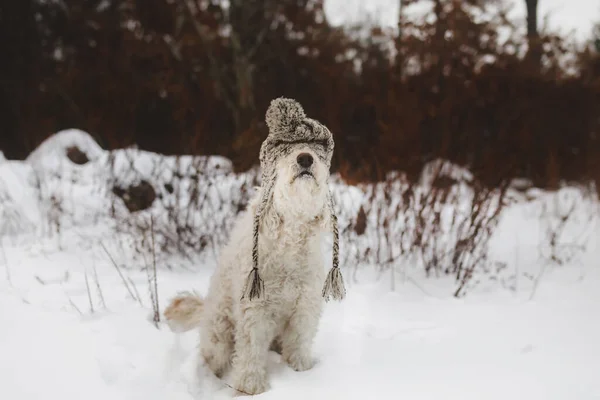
left=241, top=176, right=276, bottom=301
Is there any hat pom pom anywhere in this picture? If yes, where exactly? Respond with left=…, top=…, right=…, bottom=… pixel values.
left=265, top=97, right=306, bottom=134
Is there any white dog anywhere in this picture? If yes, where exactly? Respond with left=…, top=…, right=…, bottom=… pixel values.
left=164, top=97, right=346, bottom=395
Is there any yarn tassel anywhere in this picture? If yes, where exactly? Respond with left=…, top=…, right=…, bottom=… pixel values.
left=322, top=266, right=345, bottom=302
left=241, top=179, right=274, bottom=301
left=322, top=193, right=346, bottom=302
left=241, top=267, right=264, bottom=300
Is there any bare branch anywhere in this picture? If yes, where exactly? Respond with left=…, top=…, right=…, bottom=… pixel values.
left=150, top=215, right=160, bottom=327
left=100, top=241, right=137, bottom=301
left=92, top=262, right=107, bottom=309
left=84, top=269, right=94, bottom=313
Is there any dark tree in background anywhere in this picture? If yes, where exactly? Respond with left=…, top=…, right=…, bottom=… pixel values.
left=525, top=0, right=539, bottom=38
left=0, top=0, right=45, bottom=158
left=0, top=0, right=599, bottom=191
left=524, top=0, right=541, bottom=67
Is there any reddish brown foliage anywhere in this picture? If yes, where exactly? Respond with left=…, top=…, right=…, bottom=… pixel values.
left=1, top=0, right=599, bottom=189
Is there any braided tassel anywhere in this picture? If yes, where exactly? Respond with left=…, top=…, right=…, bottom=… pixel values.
left=241, top=178, right=275, bottom=301
left=322, top=193, right=346, bottom=302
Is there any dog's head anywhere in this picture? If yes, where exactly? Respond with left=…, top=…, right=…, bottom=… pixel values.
left=243, top=97, right=346, bottom=303
left=259, top=98, right=333, bottom=221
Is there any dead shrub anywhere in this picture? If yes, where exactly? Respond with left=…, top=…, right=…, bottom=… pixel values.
left=112, top=180, right=157, bottom=213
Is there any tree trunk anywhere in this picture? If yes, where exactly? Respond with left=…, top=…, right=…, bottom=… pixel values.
left=526, top=0, right=538, bottom=38
left=525, top=0, right=541, bottom=67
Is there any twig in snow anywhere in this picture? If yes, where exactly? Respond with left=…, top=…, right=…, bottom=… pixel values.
left=92, top=263, right=106, bottom=309
left=100, top=241, right=137, bottom=301
left=127, top=276, right=144, bottom=306
left=1, top=237, right=10, bottom=286
left=529, top=262, right=547, bottom=301
left=222, top=381, right=253, bottom=397
left=150, top=215, right=160, bottom=327
left=406, top=276, right=442, bottom=299
left=84, top=269, right=94, bottom=313
left=63, top=290, right=83, bottom=315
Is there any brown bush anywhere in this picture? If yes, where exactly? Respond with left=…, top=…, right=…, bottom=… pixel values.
left=112, top=181, right=157, bottom=213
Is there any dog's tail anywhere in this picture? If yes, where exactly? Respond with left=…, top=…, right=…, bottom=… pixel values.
left=163, top=291, right=204, bottom=333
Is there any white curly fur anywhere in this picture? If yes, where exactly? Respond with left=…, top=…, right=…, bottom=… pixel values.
left=164, top=146, right=332, bottom=395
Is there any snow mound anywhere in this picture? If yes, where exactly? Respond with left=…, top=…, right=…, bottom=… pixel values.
left=0, top=151, right=5, bottom=163
left=12, top=131, right=239, bottom=245
left=108, top=148, right=233, bottom=186
left=26, top=129, right=105, bottom=171
left=419, top=158, right=473, bottom=189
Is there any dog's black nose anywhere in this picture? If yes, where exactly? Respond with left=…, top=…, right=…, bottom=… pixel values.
left=297, top=153, right=313, bottom=169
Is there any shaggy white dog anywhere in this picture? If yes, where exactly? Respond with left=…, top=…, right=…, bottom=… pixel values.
left=164, top=98, right=345, bottom=395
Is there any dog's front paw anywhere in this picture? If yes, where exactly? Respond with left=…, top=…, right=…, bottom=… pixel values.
left=284, top=351, right=316, bottom=372
left=232, top=369, right=269, bottom=396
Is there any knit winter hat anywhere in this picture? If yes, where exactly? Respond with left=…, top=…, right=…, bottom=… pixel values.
left=241, top=97, right=346, bottom=303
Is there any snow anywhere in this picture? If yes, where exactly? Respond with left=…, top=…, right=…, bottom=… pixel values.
left=1, top=293, right=123, bottom=400
left=419, top=158, right=473, bottom=188
left=1, top=130, right=600, bottom=399
left=26, top=128, right=105, bottom=171
left=0, top=162, right=40, bottom=234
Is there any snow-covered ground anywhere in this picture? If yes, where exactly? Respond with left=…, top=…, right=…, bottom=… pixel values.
left=1, top=130, right=599, bottom=399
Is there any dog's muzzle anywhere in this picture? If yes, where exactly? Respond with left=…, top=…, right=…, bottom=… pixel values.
left=293, top=152, right=316, bottom=180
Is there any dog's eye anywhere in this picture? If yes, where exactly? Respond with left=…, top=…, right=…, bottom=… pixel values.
left=271, top=141, right=287, bottom=148
left=314, top=140, right=328, bottom=148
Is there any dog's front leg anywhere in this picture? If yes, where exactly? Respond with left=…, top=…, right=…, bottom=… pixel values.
left=231, top=303, right=275, bottom=395
left=281, top=293, right=322, bottom=372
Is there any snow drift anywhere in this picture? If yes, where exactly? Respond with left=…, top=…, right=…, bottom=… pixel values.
left=1, top=130, right=599, bottom=400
